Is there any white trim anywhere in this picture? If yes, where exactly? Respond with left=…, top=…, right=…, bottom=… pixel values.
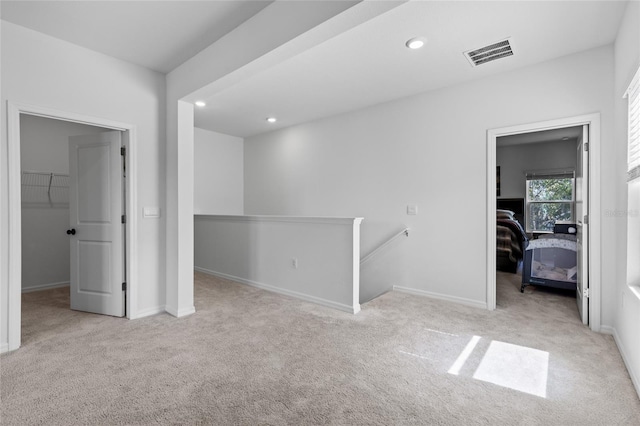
left=487, top=113, right=602, bottom=333
left=196, top=267, right=361, bottom=314
left=351, top=218, right=362, bottom=312
left=164, top=305, right=196, bottom=317
left=393, top=285, right=488, bottom=310
left=194, top=214, right=364, bottom=226
left=7, top=103, right=22, bottom=352
left=6, top=102, right=139, bottom=353
left=599, top=325, right=615, bottom=335
left=121, top=129, right=138, bottom=322
left=131, top=305, right=167, bottom=320
left=9, top=103, right=131, bottom=131
left=22, top=282, right=70, bottom=293
left=0, top=343, right=8, bottom=354
left=487, top=127, right=497, bottom=312
left=609, top=326, right=640, bottom=399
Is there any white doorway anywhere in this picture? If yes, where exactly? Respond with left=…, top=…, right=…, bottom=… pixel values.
left=486, top=114, right=602, bottom=332
left=7, top=103, right=138, bottom=352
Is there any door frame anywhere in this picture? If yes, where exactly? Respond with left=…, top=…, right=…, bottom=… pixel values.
left=6, top=102, right=138, bottom=351
left=486, top=113, right=601, bottom=331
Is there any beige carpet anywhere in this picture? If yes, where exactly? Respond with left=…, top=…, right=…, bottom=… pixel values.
left=1, top=271, right=639, bottom=425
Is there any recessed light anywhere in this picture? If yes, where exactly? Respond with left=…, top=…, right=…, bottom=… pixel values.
left=266, top=117, right=277, bottom=123
left=195, top=101, right=206, bottom=107
left=406, top=37, right=427, bottom=50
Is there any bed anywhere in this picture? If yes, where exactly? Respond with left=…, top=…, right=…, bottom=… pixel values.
left=521, top=230, right=577, bottom=293
left=496, top=210, right=528, bottom=273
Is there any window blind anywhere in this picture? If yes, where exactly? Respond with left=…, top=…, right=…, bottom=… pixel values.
left=627, top=66, right=640, bottom=182
left=525, top=170, right=575, bottom=180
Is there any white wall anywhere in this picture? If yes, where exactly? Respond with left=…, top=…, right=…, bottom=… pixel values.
left=165, top=1, right=396, bottom=317
left=194, top=128, right=243, bottom=215
left=360, top=230, right=410, bottom=304
left=497, top=140, right=578, bottom=200
left=20, top=115, right=107, bottom=292
left=1, top=21, right=166, bottom=349
left=614, top=0, right=640, bottom=396
left=194, top=215, right=362, bottom=313
left=244, top=45, right=614, bottom=310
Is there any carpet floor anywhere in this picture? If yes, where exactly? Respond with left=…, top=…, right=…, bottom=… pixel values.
left=1, top=271, right=639, bottom=425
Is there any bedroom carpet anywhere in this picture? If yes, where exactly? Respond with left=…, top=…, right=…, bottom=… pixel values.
left=1, top=271, right=639, bottom=425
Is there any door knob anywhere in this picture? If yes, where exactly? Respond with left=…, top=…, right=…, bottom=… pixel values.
left=66, top=229, right=76, bottom=235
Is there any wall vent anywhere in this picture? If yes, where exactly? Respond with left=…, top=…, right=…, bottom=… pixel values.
left=464, top=39, right=513, bottom=67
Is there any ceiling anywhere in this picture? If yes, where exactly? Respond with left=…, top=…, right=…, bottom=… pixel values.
left=0, top=1, right=629, bottom=138
left=193, top=0, right=627, bottom=137
left=0, top=1, right=272, bottom=73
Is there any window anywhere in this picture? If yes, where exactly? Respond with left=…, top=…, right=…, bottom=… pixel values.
left=626, top=66, right=640, bottom=290
left=627, top=66, right=640, bottom=181
left=525, top=172, right=575, bottom=232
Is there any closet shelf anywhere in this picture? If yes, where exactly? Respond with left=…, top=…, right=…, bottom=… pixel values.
left=21, top=171, right=70, bottom=207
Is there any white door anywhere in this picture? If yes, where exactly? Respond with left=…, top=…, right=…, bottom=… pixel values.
left=575, top=125, right=589, bottom=325
left=68, top=131, right=125, bottom=317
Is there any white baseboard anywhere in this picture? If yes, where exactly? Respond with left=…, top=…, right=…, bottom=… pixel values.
left=130, top=305, right=166, bottom=320
left=600, top=325, right=615, bottom=335
left=22, top=281, right=69, bottom=293
left=195, top=266, right=360, bottom=314
left=165, top=305, right=196, bottom=318
left=0, top=342, right=9, bottom=354
left=393, top=285, right=488, bottom=310
left=608, top=326, right=640, bottom=399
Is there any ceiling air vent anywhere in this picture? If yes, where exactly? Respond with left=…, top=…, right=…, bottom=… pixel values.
left=464, top=39, right=513, bottom=67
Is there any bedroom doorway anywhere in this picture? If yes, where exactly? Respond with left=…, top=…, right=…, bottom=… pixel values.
left=486, top=114, right=601, bottom=331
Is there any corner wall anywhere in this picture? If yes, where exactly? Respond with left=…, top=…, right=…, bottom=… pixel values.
left=613, top=0, right=640, bottom=396
left=244, top=45, right=615, bottom=310
left=1, top=21, right=167, bottom=349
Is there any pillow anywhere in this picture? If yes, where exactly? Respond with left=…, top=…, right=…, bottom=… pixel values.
left=497, top=209, right=515, bottom=219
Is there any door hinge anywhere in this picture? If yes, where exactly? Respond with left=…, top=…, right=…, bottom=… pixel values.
left=122, top=282, right=127, bottom=291
left=121, top=215, right=126, bottom=224
left=583, top=288, right=589, bottom=298
left=584, top=142, right=589, bottom=152
left=121, top=146, right=126, bottom=156
left=583, top=214, right=588, bottom=225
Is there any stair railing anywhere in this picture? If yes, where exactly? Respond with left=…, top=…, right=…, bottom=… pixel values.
left=360, top=227, right=410, bottom=266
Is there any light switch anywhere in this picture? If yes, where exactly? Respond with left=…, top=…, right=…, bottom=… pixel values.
left=143, top=207, right=161, bottom=218
left=407, top=205, right=418, bottom=215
